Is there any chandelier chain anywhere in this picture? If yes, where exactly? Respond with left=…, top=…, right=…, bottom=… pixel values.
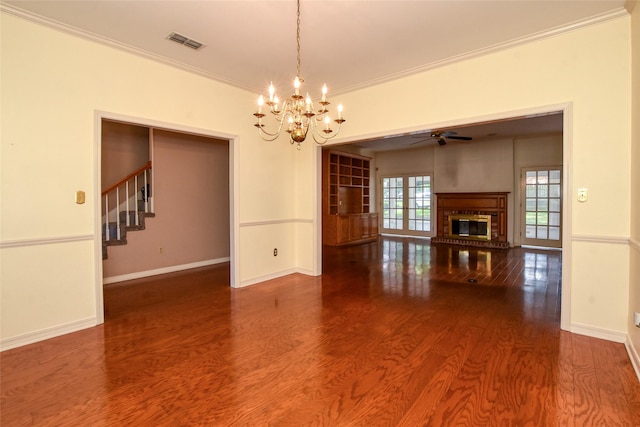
left=296, top=0, right=301, bottom=79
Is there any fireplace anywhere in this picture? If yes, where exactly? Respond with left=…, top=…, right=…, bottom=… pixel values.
left=449, top=214, right=491, bottom=240
left=433, top=192, right=509, bottom=248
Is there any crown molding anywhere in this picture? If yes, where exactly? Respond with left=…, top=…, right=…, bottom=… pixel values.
left=1, top=3, right=629, bottom=96
left=335, top=7, right=630, bottom=95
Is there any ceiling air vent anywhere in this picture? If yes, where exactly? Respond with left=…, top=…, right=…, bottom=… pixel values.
left=167, top=32, right=204, bottom=50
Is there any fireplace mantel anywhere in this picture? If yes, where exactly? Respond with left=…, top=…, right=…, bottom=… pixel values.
left=433, top=192, right=509, bottom=248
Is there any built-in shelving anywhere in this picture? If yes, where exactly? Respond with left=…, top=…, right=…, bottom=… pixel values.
left=323, top=150, right=377, bottom=246
left=327, top=152, right=370, bottom=215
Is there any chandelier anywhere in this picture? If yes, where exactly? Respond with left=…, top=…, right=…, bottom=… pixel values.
left=253, top=0, right=345, bottom=149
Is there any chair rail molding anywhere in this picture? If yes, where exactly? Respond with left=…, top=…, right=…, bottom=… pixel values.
left=0, top=234, right=94, bottom=249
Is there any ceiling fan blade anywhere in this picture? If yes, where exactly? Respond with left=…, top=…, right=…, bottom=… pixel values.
left=410, top=138, right=430, bottom=145
left=440, top=131, right=458, bottom=137
left=446, top=136, right=472, bottom=141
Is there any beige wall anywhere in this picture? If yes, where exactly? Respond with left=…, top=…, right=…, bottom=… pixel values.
left=101, top=121, right=149, bottom=191
left=628, top=0, right=640, bottom=370
left=375, top=146, right=436, bottom=177
left=102, top=130, right=230, bottom=279
left=435, top=138, right=514, bottom=194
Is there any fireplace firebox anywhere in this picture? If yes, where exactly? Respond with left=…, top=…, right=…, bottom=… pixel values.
left=449, top=214, right=491, bottom=240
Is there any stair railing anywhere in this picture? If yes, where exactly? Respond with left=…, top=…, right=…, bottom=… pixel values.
left=102, top=161, right=153, bottom=242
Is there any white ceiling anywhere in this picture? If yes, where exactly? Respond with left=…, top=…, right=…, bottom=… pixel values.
left=2, top=0, right=628, bottom=149
left=349, top=111, right=565, bottom=151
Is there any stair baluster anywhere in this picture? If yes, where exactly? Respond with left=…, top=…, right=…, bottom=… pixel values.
left=104, top=194, right=110, bottom=242
left=125, top=179, right=130, bottom=227
left=115, top=187, right=121, bottom=240
left=133, top=175, right=138, bottom=227
left=101, top=162, right=154, bottom=259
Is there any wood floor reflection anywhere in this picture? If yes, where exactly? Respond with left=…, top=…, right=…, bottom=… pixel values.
left=2, top=237, right=639, bottom=425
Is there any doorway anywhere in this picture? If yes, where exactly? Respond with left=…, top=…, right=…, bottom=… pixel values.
left=520, top=167, right=562, bottom=248
left=381, top=174, right=432, bottom=237
left=317, top=105, right=569, bottom=330
left=95, top=111, right=239, bottom=325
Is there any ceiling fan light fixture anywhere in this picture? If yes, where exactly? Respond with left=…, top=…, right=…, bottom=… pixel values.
left=252, top=0, right=346, bottom=149
left=411, top=130, right=473, bottom=147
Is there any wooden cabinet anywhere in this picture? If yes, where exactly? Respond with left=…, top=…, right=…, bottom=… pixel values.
left=324, top=213, right=378, bottom=246
left=322, top=150, right=378, bottom=246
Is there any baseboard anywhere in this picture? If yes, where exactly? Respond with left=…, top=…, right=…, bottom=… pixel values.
left=103, top=257, right=230, bottom=284
left=0, top=317, right=96, bottom=352
left=236, top=266, right=319, bottom=288
left=238, top=268, right=298, bottom=287
left=295, top=267, right=318, bottom=277
left=571, top=322, right=627, bottom=343
left=625, top=337, right=640, bottom=382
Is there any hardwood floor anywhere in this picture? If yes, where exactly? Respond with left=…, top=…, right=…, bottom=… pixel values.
left=2, top=237, right=639, bottom=425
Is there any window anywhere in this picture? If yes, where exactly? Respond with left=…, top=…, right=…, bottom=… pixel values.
left=382, top=175, right=432, bottom=236
left=522, top=168, right=562, bottom=248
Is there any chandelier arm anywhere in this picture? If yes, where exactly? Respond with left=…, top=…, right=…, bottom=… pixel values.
left=256, top=114, right=288, bottom=140
left=257, top=127, right=283, bottom=142
left=309, top=121, right=344, bottom=143
left=311, top=133, right=328, bottom=145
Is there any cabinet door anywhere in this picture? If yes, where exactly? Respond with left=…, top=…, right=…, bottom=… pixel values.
left=336, top=216, right=350, bottom=243
left=349, top=215, right=363, bottom=240
left=369, top=213, right=379, bottom=236
left=361, top=214, right=370, bottom=238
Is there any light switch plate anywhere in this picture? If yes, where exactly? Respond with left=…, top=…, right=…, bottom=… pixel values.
left=75, top=190, right=86, bottom=204
left=577, top=188, right=588, bottom=203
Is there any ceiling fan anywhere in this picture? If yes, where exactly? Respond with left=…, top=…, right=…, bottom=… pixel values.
left=411, top=130, right=473, bottom=146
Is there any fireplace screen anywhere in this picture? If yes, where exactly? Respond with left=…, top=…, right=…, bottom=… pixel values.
left=448, top=214, right=491, bottom=241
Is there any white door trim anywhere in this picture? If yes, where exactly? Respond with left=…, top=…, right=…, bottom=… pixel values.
left=93, top=110, right=240, bottom=324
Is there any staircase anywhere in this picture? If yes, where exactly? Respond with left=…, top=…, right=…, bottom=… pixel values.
left=102, top=209, right=155, bottom=259
left=102, top=162, right=154, bottom=260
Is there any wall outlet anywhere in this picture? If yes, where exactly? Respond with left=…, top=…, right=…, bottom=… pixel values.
left=273, top=248, right=278, bottom=256
left=634, top=312, right=640, bottom=328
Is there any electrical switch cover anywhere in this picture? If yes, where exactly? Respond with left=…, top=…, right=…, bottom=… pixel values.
left=577, top=188, right=588, bottom=203
left=75, top=190, right=86, bottom=204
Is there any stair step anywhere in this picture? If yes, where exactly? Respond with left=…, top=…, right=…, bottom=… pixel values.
left=102, top=210, right=155, bottom=260
left=102, top=223, right=118, bottom=241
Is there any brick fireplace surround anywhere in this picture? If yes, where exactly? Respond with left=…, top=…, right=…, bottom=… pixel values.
left=432, top=192, right=510, bottom=249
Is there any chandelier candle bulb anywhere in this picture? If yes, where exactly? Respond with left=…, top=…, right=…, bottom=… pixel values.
left=322, top=84, right=327, bottom=102
left=294, top=77, right=301, bottom=95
